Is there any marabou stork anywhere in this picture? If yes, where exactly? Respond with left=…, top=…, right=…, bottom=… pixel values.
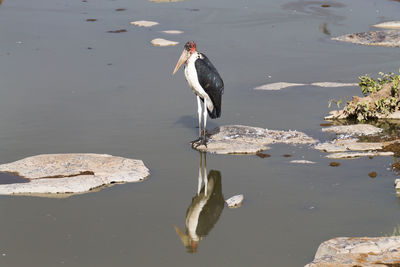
left=172, top=41, right=224, bottom=147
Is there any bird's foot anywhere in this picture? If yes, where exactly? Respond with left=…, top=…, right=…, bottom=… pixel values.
left=190, top=137, right=208, bottom=148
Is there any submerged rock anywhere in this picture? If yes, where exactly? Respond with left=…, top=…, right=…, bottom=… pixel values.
left=290, top=160, right=316, bottom=164
left=130, top=20, right=159, bottom=27
left=332, top=30, right=400, bottom=47
left=305, top=236, right=400, bottom=266
left=161, top=30, right=183, bottom=34
left=150, top=38, right=179, bottom=47
left=315, top=140, right=383, bottom=153
left=322, top=124, right=382, bottom=136
left=326, top=151, right=393, bottom=159
left=194, top=125, right=317, bottom=154
left=373, top=21, right=400, bottom=30
left=0, top=154, right=149, bottom=196
left=310, top=82, right=358, bottom=87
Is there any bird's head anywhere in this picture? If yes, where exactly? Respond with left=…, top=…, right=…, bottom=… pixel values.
left=172, top=41, right=197, bottom=75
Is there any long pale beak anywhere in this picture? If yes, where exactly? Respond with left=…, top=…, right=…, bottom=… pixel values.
left=172, top=50, right=189, bottom=75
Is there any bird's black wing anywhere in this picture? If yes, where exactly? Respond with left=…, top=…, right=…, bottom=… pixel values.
left=195, top=53, right=224, bottom=118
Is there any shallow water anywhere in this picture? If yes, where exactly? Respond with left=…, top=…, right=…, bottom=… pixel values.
left=1, top=0, right=400, bottom=266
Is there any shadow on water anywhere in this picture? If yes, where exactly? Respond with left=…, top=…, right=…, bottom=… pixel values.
left=174, top=115, right=218, bottom=134
left=174, top=152, right=225, bottom=253
left=0, top=172, right=29, bottom=184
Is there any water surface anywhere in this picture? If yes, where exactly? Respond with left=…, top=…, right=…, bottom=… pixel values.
left=1, top=0, right=400, bottom=266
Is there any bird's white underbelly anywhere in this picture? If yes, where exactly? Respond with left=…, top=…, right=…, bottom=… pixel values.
left=184, top=56, right=214, bottom=112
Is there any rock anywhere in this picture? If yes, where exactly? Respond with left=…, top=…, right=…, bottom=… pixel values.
left=225, top=194, right=244, bottom=208
left=322, top=124, right=382, bottom=136
left=0, top=154, right=149, bottom=196
left=316, top=140, right=383, bottom=153
left=290, top=160, right=316, bottom=164
left=310, top=82, right=358, bottom=87
left=130, top=20, right=159, bottom=27
left=161, top=30, right=183, bottom=34
left=314, top=143, right=348, bottom=153
left=332, top=30, right=400, bottom=47
left=326, top=151, right=393, bottom=159
left=395, top=179, right=400, bottom=192
left=324, top=109, right=347, bottom=120
left=254, top=82, right=305, bottom=91
left=150, top=38, right=179, bottom=47
left=305, top=236, right=400, bottom=267
left=254, top=82, right=358, bottom=91
left=373, top=21, right=400, bottom=30
left=194, top=125, right=317, bottom=154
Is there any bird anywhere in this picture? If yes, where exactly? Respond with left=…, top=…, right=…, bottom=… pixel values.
left=172, top=41, right=224, bottom=147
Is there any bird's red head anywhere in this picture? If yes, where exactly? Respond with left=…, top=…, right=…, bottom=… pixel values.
left=172, top=41, right=197, bottom=75
left=184, top=41, right=197, bottom=54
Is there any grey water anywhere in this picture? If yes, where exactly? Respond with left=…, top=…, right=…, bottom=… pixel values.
left=1, top=0, right=400, bottom=266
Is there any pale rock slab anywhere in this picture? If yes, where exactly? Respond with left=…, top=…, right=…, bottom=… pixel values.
left=161, top=30, right=183, bottom=34
left=305, top=236, right=400, bottom=266
left=194, top=125, right=317, bottom=154
left=151, top=38, right=179, bottom=47
left=322, top=124, right=382, bottom=136
left=130, top=20, right=159, bottom=27
left=373, top=21, right=400, bottom=30
left=225, top=194, right=244, bottom=208
left=290, top=160, right=316, bottom=164
left=332, top=30, right=400, bottom=47
left=326, top=151, right=393, bottom=159
left=0, top=154, right=149, bottom=196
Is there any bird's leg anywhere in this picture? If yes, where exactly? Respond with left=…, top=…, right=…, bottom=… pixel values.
left=191, top=96, right=203, bottom=148
left=202, top=98, right=208, bottom=147
left=197, top=95, right=202, bottom=138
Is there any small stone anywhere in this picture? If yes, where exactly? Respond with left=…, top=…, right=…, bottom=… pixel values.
left=283, top=154, right=292, bottom=157
left=150, top=38, right=179, bottom=47
left=225, top=194, right=244, bottom=208
left=368, top=171, right=377, bottom=178
left=130, top=20, right=159, bottom=27
left=254, top=82, right=305, bottom=91
left=161, top=30, right=183, bottom=34
left=107, top=29, right=127, bottom=33
left=290, top=160, right=316, bottom=164
left=329, top=162, right=341, bottom=167
left=256, top=152, right=270, bottom=158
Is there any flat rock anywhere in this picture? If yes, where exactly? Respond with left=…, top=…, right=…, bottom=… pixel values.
left=322, top=124, right=382, bottom=136
left=326, top=151, right=393, bottom=159
left=290, top=160, right=316, bottom=164
left=315, top=141, right=383, bottom=152
left=150, top=38, right=179, bottom=47
left=395, top=179, right=400, bottom=191
left=332, top=30, right=400, bottom=47
left=373, top=21, right=400, bottom=30
left=194, top=125, right=317, bottom=154
left=305, top=236, right=400, bottom=266
left=310, top=82, right=358, bottom=87
left=254, top=82, right=305, bottom=91
left=0, top=154, right=149, bottom=196
left=130, top=20, right=159, bottom=27
left=161, top=30, right=183, bottom=34
left=255, top=82, right=357, bottom=91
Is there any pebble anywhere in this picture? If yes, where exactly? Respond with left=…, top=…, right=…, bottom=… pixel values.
left=161, top=30, right=183, bottom=34
left=130, top=20, right=159, bottom=27
left=151, top=38, right=179, bottom=47
left=225, top=194, right=244, bottom=208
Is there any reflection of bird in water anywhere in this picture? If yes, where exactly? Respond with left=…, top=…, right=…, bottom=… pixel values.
left=172, top=41, right=224, bottom=147
left=174, top=152, right=225, bottom=253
